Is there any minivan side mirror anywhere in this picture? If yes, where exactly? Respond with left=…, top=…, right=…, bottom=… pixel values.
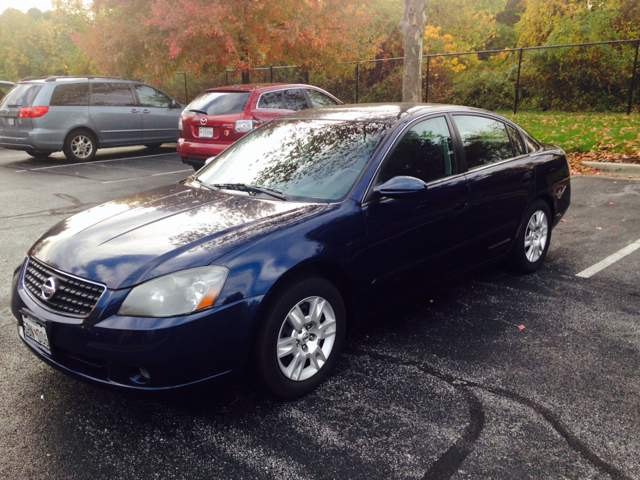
left=373, top=176, right=428, bottom=199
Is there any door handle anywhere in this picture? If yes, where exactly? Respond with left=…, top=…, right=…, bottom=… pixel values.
left=521, top=171, right=532, bottom=183
left=453, top=199, right=468, bottom=212
left=142, top=109, right=151, bottom=114
left=131, top=108, right=140, bottom=113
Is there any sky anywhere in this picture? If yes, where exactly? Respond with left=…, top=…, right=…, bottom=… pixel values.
left=0, top=0, right=53, bottom=14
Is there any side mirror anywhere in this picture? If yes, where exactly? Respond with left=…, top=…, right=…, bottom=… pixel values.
left=172, top=100, right=183, bottom=109
left=373, top=176, right=428, bottom=199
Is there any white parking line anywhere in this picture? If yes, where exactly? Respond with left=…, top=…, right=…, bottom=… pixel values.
left=101, top=169, right=191, bottom=184
left=575, top=238, right=640, bottom=278
left=14, top=152, right=175, bottom=172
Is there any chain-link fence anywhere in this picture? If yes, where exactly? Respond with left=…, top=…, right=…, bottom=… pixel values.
left=155, top=39, right=639, bottom=114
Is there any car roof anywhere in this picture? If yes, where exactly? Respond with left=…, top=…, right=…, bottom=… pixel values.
left=204, top=83, right=323, bottom=93
left=17, top=76, right=132, bottom=84
left=273, top=103, right=496, bottom=125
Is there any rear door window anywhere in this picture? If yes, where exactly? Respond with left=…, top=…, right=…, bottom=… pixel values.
left=257, top=91, right=283, bottom=109
left=187, top=91, right=250, bottom=115
left=135, top=84, right=172, bottom=108
left=506, top=124, right=525, bottom=156
left=50, top=83, right=89, bottom=106
left=0, top=83, right=42, bottom=109
left=91, top=83, right=136, bottom=106
left=452, top=115, right=513, bottom=170
left=284, top=89, right=309, bottom=111
left=306, top=89, right=338, bottom=108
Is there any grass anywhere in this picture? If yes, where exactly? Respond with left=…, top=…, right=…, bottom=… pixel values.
left=499, top=111, right=640, bottom=155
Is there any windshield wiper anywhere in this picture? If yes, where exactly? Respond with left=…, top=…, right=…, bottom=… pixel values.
left=184, top=176, right=215, bottom=191
left=212, top=183, right=287, bottom=201
left=188, top=109, right=208, bottom=115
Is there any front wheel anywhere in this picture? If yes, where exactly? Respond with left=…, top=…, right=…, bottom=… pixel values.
left=63, top=130, right=96, bottom=161
left=512, top=199, right=552, bottom=273
left=254, top=277, right=346, bottom=398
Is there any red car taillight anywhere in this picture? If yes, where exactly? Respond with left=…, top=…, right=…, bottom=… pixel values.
left=18, top=106, right=49, bottom=118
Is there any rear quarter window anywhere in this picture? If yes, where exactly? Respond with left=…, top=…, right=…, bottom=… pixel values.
left=0, top=83, right=42, bottom=109
left=187, top=92, right=250, bottom=115
left=50, top=83, right=89, bottom=106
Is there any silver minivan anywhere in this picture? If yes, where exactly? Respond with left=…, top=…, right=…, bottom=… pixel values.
left=0, top=76, right=183, bottom=161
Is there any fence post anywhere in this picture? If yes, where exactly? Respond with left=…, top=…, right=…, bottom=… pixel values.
left=355, top=63, right=359, bottom=103
left=627, top=40, right=639, bottom=115
left=514, top=48, right=523, bottom=114
left=425, top=55, right=430, bottom=103
left=182, top=72, right=188, bottom=104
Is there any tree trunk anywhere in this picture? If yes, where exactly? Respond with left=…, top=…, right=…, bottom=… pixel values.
left=398, top=0, right=429, bottom=103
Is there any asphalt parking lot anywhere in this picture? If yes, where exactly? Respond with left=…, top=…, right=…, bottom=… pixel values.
left=0, top=146, right=638, bottom=480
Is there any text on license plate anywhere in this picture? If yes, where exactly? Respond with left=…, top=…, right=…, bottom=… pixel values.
left=22, top=315, right=51, bottom=355
left=7, top=118, right=15, bottom=126
left=199, top=127, right=213, bottom=138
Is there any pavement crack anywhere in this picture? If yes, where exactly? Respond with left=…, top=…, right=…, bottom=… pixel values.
left=344, top=347, right=633, bottom=480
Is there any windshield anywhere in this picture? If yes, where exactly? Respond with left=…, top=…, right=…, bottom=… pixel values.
left=196, top=119, right=391, bottom=202
left=0, top=83, right=42, bottom=109
left=186, top=91, right=250, bottom=115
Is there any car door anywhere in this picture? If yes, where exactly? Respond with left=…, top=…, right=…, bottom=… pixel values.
left=451, top=114, right=535, bottom=263
left=134, top=84, right=180, bottom=144
left=89, top=82, right=142, bottom=146
left=362, top=115, right=471, bottom=308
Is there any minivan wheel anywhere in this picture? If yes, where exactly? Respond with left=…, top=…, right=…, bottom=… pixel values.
left=254, top=276, right=346, bottom=399
left=63, top=130, right=96, bottom=161
left=512, top=199, right=552, bottom=273
left=26, top=149, right=52, bottom=159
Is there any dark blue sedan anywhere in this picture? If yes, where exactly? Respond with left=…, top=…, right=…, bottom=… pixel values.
left=11, top=104, right=570, bottom=398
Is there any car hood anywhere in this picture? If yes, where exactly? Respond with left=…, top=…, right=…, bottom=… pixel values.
left=29, top=184, right=325, bottom=289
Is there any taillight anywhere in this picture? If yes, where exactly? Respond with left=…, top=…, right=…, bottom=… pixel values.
left=17, top=106, right=49, bottom=118
left=234, top=119, right=261, bottom=133
left=178, top=116, right=183, bottom=130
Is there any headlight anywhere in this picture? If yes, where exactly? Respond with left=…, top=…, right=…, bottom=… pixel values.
left=118, top=266, right=228, bottom=317
left=234, top=119, right=259, bottom=133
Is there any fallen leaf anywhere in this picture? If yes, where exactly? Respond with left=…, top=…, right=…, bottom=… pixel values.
left=518, top=325, right=526, bottom=330
left=612, top=225, right=617, bottom=228
left=614, top=181, right=618, bottom=183
left=560, top=219, right=566, bottom=222
left=609, top=202, right=614, bottom=205
left=595, top=227, right=602, bottom=230
left=429, top=299, right=433, bottom=303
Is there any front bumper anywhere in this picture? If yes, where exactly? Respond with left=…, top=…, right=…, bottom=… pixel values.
left=12, top=261, right=264, bottom=392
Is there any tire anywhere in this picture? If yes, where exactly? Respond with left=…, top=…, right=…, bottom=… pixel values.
left=63, top=129, right=97, bottom=161
left=254, top=276, right=346, bottom=398
left=512, top=199, right=552, bottom=273
left=25, top=149, right=51, bottom=159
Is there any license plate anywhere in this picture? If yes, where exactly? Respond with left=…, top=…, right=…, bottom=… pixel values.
left=199, top=127, right=213, bottom=138
left=22, top=315, right=51, bottom=355
left=7, top=118, right=14, bottom=126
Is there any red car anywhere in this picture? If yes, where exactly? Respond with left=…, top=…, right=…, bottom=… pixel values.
left=178, top=83, right=343, bottom=170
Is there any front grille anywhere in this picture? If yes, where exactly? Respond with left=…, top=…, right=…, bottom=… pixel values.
left=23, top=257, right=106, bottom=317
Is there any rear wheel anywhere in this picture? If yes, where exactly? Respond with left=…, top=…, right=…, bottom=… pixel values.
left=512, top=199, right=552, bottom=273
left=63, top=130, right=96, bottom=161
left=254, top=276, right=346, bottom=398
left=25, top=149, right=51, bottom=159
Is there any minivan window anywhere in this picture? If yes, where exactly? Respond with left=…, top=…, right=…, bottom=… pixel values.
left=135, top=84, right=171, bottom=108
left=0, top=83, right=42, bottom=109
left=187, top=92, right=250, bottom=115
left=50, top=83, right=89, bottom=106
left=91, top=83, right=136, bottom=106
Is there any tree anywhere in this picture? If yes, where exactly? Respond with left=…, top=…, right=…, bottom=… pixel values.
left=398, top=0, right=430, bottom=102
left=71, top=0, right=381, bottom=83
